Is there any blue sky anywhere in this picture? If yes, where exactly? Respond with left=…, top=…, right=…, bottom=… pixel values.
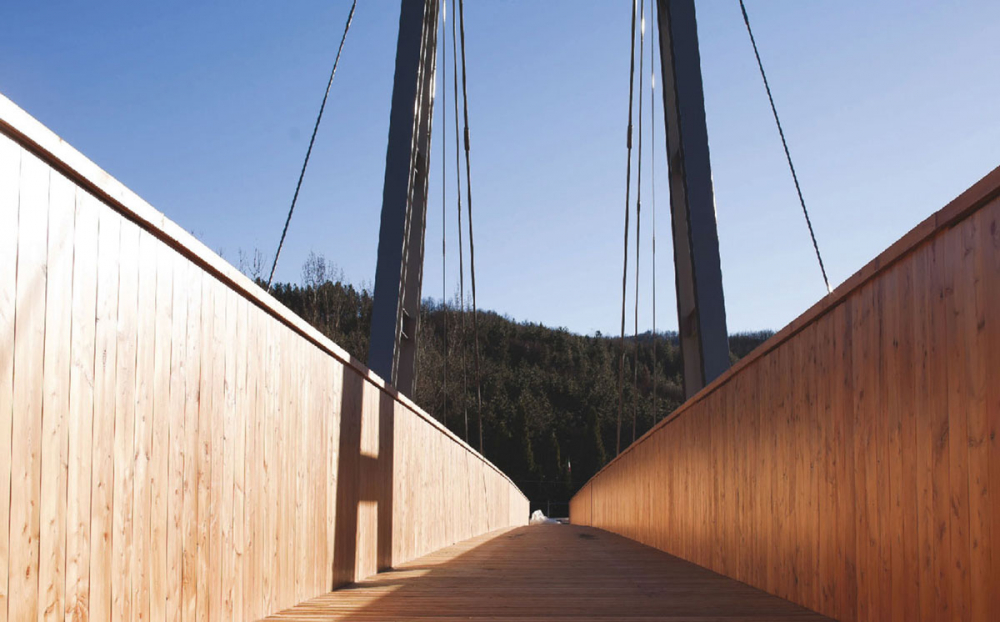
left=2, top=1, right=998, bottom=335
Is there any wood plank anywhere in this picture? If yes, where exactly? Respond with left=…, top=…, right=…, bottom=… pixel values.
left=219, top=287, right=236, bottom=619
left=912, top=242, right=939, bottom=621
left=242, top=303, right=260, bottom=622
left=208, top=281, right=227, bottom=620
left=833, top=299, right=857, bottom=621
left=232, top=295, right=247, bottom=618
left=295, top=334, right=309, bottom=601
left=879, top=263, right=906, bottom=622
left=0, top=135, right=18, bottom=622
left=814, top=312, right=835, bottom=616
left=263, top=317, right=277, bottom=614
left=963, top=212, right=990, bottom=622
left=279, top=324, right=292, bottom=603
left=977, top=198, right=1000, bottom=620
left=893, top=259, right=921, bottom=622
left=9, top=147, right=48, bottom=621
left=943, top=220, right=973, bottom=621
left=89, top=205, right=121, bottom=622
left=926, top=237, right=955, bottom=620
left=196, top=275, right=215, bottom=622
left=180, top=259, right=202, bottom=622
left=165, top=250, right=187, bottom=622
left=131, top=228, right=158, bottom=622
left=64, top=189, right=99, bottom=622
left=38, top=169, right=75, bottom=621
left=150, top=237, right=174, bottom=622
left=878, top=266, right=900, bottom=622
left=111, top=217, right=140, bottom=621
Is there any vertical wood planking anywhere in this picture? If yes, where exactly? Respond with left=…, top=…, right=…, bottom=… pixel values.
left=976, top=200, right=1000, bottom=620
left=196, top=276, right=214, bottom=622
left=65, top=190, right=99, bottom=622
left=165, top=250, right=187, bottom=622
left=131, top=228, right=158, bottom=622
left=220, top=287, right=236, bottom=619
left=961, top=214, right=990, bottom=622
left=927, top=239, right=954, bottom=620
left=181, top=260, right=202, bottom=622
left=89, top=206, right=121, bottom=622
left=38, top=170, right=75, bottom=621
left=0, top=115, right=527, bottom=622
left=150, top=240, right=174, bottom=622
left=111, top=218, right=140, bottom=621
left=242, top=298, right=260, bottom=622
left=570, top=188, right=1000, bottom=621
left=0, top=135, right=18, bottom=622
left=944, top=224, right=973, bottom=620
left=9, top=149, right=49, bottom=620
left=232, top=295, right=247, bottom=618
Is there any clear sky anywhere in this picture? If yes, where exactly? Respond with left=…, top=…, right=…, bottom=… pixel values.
left=2, top=1, right=998, bottom=336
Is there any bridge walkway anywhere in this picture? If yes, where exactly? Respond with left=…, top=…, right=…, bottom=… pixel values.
left=267, top=524, right=831, bottom=621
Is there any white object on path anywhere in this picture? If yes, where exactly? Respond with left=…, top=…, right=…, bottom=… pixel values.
left=530, top=509, right=559, bottom=525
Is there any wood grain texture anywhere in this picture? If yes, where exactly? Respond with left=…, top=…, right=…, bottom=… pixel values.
left=38, top=170, right=74, bottom=621
left=0, top=133, right=18, bottom=622
left=65, top=189, right=99, bottom=622
left=571, top=170, right=1000, bottom=621
left=9, top=149, right=49, bottom=622
left=0, top=100, right=527, bottom=621
left=266, top=524, right=831, bottom=621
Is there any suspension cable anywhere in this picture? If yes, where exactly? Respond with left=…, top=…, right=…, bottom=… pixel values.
left=650, top=0, right=658, bottom=423
left=267, top=0, right=358, bottom=289
left=632, top=1, right=646, bottom=445
left=441, top=0, right=448, bottom=426
left=457, top=0, right=485, bottom=454
left=450, top=0, right=470, bottom=443
left=739, top=0, right=831, bottom=294
left=617, top=0, right=639, bottom=456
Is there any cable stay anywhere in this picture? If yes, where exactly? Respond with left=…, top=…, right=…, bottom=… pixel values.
left=449, top=0, right=471, bottom=443
left=739, top=0, right=831, bottom=294
left=617, top=0, right=639, bottom=456
left=649, top=0, right=658, bottom=423
left=631, top=0, right=647, bottom=445
left=440, top=0, right=449, bottom=427
left=267, top=0, right=358, bottom=290
left=457, top=0, right=485, bottom=453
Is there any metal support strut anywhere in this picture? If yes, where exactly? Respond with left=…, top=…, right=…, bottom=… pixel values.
left=656, top=0, right=730, bottom=399
left=369, top=0, right=440, bottom=396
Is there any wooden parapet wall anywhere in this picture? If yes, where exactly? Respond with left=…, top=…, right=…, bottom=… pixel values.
left=571, top=164, right=1000, bottom=621
left=0, top=93, right=528, bottom=622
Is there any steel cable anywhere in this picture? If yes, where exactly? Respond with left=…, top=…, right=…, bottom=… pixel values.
left=617, top=0, right=639, bottom=456
left=739, top=0, right=831, bottom=294
left=267, top=0, right=358, bottom=289
left=450, top=0, right=470, bottom=443
left=650, top=0, right=659, bottom=423
left=441, top=0, right=448, bottom=426
left=457, top=0, right=485, bottom=454
left=632, top=0, right=646, bottom=444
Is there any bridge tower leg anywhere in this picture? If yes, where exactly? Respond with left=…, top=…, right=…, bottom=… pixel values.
left=656, top=0, right=730, bottom=399
left=369, top=0, right=440, bottom=396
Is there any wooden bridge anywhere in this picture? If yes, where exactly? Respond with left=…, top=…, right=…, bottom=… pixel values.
left=2, top=19, right=1000, bottom=622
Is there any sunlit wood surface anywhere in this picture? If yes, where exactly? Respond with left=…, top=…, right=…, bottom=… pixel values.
left=266, top=524, right=831, bottom=621
left=0, top=95, right=527, bottom=622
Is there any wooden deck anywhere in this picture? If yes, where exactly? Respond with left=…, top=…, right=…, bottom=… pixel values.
left=266, top=524, right=832, bottom=621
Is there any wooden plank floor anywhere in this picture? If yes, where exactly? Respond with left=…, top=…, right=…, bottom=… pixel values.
left=265, top=524, right=833, bottom=621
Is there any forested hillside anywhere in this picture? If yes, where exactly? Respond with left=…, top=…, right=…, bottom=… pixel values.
left=256, top=253, right=772, bottom=513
